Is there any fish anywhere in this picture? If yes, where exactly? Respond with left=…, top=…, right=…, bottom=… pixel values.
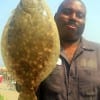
left=1, top=0, right=60, bottom=100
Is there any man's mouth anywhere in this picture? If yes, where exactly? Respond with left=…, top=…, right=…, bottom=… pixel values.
left=66, top=24, right=77, bottom=30
left=62, top=21, right=78, bottom=31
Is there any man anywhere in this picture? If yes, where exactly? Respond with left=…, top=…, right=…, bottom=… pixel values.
left=37, top=0, right=100, bottom=100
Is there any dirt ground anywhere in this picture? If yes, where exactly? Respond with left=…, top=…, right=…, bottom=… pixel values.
left=0, top=82, right=19, bottom=100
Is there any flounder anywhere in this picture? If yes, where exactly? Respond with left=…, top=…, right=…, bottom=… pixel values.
left=1, top=0, right=60, bottom=100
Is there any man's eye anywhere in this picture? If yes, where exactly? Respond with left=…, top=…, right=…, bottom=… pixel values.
left=76, top=12, right=85, bottom=18
left=61, top=8, right=72, bottom=15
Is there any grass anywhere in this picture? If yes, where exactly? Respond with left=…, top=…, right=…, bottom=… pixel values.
left=0, top=94, right=4, bottom=100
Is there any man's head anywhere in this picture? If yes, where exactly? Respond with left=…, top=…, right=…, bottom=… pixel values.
left=55, top=0, right=86, bottom=43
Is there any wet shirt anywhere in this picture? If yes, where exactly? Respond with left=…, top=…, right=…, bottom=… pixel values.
left=37, top=38, right=100, bottom=100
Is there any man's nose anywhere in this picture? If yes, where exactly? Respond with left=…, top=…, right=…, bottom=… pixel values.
left=70, top=12, right=77, bottom=20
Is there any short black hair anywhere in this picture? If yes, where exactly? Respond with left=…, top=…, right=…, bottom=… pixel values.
left=56, top=0, right=86, bottom=14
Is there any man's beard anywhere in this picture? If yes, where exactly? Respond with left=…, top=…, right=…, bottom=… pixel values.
left=59, top=23, right=85, bottom=44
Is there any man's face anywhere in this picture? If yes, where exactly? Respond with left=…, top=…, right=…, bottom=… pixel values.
left=55, top=0, right=86, bottom=43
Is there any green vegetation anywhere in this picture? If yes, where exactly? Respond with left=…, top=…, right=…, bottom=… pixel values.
left=0, top=94, right=4, bottom=100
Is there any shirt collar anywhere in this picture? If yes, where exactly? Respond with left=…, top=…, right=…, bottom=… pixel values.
left=80, top=37, right=96, bottom=51
left=60, top=37, right=96, bottom=61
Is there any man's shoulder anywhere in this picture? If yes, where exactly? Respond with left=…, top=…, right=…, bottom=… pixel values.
left=82, top=38, right=100, bottom=50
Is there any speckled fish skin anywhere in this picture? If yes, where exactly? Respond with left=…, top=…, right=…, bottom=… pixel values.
left=1, top=0, right=60, bottom=100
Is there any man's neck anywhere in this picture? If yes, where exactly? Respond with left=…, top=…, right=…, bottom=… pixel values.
left=62, top=39, right=80, bottom=63
left=62, top=39, right=80, bottom=49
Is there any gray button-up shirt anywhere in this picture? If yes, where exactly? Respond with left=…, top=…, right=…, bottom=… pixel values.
left=37, top=38, right=100, bottom=100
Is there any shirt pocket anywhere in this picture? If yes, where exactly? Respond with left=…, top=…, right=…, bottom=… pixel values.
left=79, top=84, right=97, bottom=97
left=78, top=69, right=97, bottom=98
left=79, top=83, right=97, bottom=100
